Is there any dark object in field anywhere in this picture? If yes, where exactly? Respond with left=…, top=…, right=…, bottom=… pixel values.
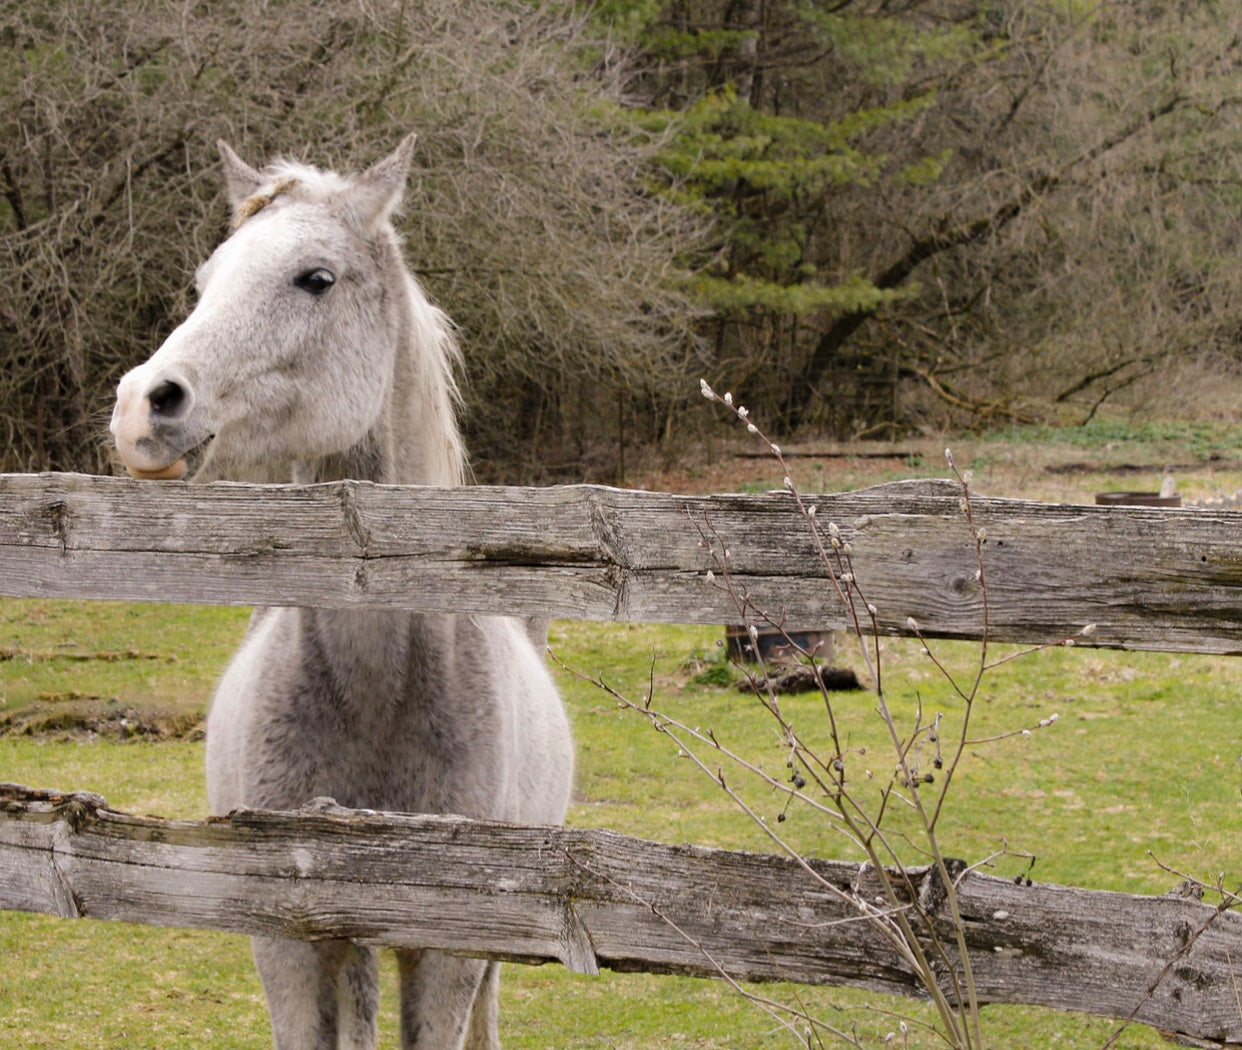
left=724, top=625, right=834, bottom=663
left=738, top=663, right=864, bottom=695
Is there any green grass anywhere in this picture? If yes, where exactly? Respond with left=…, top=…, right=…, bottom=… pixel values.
left=1, top=599, right=1238, bottom=1047
left=0, top=600, right=250, bottom=714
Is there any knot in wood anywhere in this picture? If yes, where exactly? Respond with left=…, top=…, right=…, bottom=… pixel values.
left=59, top=796, right=97, bottom=834
left=44, top=499, right=70, bottom=551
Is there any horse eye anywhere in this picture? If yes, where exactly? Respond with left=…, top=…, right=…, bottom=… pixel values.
left=294, top=268, right=336, bottom=296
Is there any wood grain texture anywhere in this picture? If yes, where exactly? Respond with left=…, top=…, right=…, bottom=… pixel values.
left=3, top=472, right=1241, bottom=653
left=1, top=784, right=1238, bottom=1046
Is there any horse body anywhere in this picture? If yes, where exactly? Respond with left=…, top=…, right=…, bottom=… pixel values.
left=111, top=137, right=573, bottom=1050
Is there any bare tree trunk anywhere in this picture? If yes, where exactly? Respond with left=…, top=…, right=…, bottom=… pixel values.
left=733, top=0, right=765, bottom=107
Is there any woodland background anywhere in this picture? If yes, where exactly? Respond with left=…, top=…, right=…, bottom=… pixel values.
left=2, top=0, right=1241, bottom=481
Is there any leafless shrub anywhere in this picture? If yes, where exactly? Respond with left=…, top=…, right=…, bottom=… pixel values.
left=562, top=382, right=1111, bottom=1047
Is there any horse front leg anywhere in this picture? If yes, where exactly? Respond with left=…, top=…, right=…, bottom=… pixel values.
left=463, top=962, right=501, bottom=1050
left=396, top=950, right=497, bottom=1050
left=252, top=936, right=379, bottom=1050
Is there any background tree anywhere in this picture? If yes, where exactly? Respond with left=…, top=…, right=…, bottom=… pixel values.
left=605, top=0, right=1242, bottom=436
left=4, top=0, right=1242, bottom=476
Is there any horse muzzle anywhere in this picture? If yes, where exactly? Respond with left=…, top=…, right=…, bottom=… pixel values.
left=111, top=367, right=213, bottom=480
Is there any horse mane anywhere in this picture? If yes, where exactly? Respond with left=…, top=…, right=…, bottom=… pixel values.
left=398, top=269, right=469, bottom=487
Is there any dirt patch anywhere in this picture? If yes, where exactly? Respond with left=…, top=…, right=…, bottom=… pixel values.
left=1043, top=456, right=1242, bottom=476
left=625, top=436, right=1242, bottom=506
left=0, top=701, right=204, bottom=742
left=0, top=646, right=169, bottom=664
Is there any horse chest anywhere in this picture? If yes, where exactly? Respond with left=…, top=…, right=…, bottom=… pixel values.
left=215, top=609, right=512, bottom=814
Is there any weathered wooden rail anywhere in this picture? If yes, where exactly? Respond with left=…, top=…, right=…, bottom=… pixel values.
left=2, top=783, right=1240, bottom=1044
left=2, top=472, right=1241, bottom=1046
left=3, top=471, right=1242, bottom=652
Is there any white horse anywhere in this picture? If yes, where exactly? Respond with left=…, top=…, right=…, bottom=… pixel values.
left=111, top=137, right=574, bottom=1050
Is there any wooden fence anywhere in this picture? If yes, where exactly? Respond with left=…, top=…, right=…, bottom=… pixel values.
left=2, top=471, right=1241, bottom=1045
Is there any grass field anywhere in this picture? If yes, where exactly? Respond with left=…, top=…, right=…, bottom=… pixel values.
left=2, top=423, right=1240, bottom=1048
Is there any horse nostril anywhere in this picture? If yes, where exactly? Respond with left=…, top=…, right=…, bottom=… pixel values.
left=148, top=379, right=188, bottom=419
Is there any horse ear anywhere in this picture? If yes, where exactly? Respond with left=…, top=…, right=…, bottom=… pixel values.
left=218, top=141, right=265, bottom=211
left=350, top=133, right=418, bottom=228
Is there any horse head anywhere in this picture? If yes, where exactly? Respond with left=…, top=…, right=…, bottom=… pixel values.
left=110, top=135, right=445, bottom=484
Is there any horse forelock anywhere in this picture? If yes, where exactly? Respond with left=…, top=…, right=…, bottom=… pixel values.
left=231, top=160, right=353, bottom=229
left=232, top=175, right=301, bottom=229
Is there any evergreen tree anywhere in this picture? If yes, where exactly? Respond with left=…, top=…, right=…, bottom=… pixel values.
left=601, top=1, right=1242, bottom=436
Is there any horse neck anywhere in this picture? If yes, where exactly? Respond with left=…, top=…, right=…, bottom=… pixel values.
left=291, top=266, right=465, bottom=697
